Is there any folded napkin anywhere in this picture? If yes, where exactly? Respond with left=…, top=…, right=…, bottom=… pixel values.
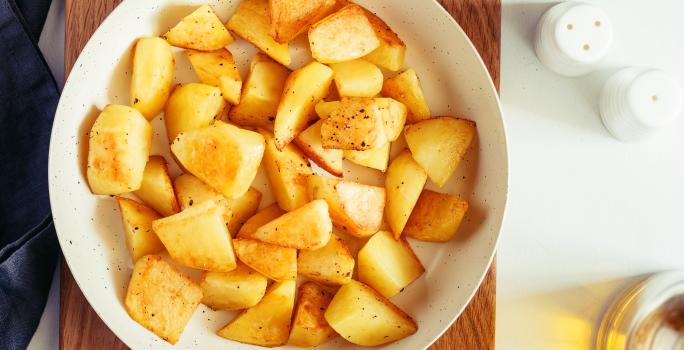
left=0, top=0, right=60, bottom=349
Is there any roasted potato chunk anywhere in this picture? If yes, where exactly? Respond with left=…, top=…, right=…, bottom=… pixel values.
left=87, top=105, right=152, bottom=195
left=329, top=59, right=383, bottom=97
left=250, top=199, right=332, bottom=250
left=308, top=4, right=379, bottom=63
left=133, top=156, right=179, bottom=216
left=404, top=190, right=469, bottom=242
left=227, top=0, right=291, bottom=65
left=289, top=282, right=337, bottom=347
left=229, top=53, right=290, bottom=127
left=321, top=97, right=387, bottom=151
left=130, top=37, right=174, bottom=119
left=297, top=234, right=354, bottom=285
left=381, top=68, right=431, bottom=123
left=385, top=150, right=427, bottom=239
left=116, top=197, right=165, bottom=262
left=314, top=100, right=340, bottom=119
left=362, top=8, right=406, bottom=71
left=164, top=83, right=226, bottom=143
left=217, top=280, right=295, bottom=347
left=152, top=200, right=237, bottom=272
left=171, top=122, right=265, bottom=199
left=274, top=62, right=333, bottom=150
left=358, top=231, right=425, bottom=298
left=259, top=129, right=313, bottom=211
left=324, top=280, right=417, bottom=346
left=200, top=263, right=268, bottom=310
left=269, top=0, right=337, bottom=43
left=232, top=238, right=297, bottom=281
left=343, top=142, right=390, bottom=172
left=186, top=49, right=242, bottom=105
left=293, top=120, right=343, bottom=177
left=237, top=204, right=286, bottom=238
left=125, top=255, right=202, bottom=344
left=162, top=5, right=233, bottom=50
left=404, top=116, right=476, bottom=187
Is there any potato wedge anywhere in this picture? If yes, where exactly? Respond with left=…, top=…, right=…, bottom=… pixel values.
left=343, top=142, right=390, bottom=172
left=259, top=129, right=313, bottom=211
left=152, top=200, right=237, bottom=272
left=404, top=116, right=476, bottom=187
left=404, top=190, right=469, bottom=242
left=250, top=199, right=331, bottom=250
left=321, top=97, right=388, bottom=151
left=308, top=4, right=379, bottom=63
left=297, top=234, right=354, bottom=285
left=385, top=150, right=427, bottom=239
left=164, top=83, right=226, bottom=143
left=200, top=263, right=268, bottom=310
left=274, top=62, right=333, bottom=150
left=376, top=97, right=407, bottom=141
left=125, top=255, right=202, bottom=345
left=130, top=37, right=174, bottom=119
left=237, top=204, right=286, bottom=238
left=232, top=238, right=297, bottom=281
left=361, top=9, right=406, bottom=71
left=289, top=282, right=337, bottom=347
left=226, top=0, right=291, bottom=65
left=217, top=280, right=295, bottom=347
left=269, top=0, right=337, bottom=43
left=314, top=100, right=340, bottom=119
left=162, top=5, right=233, bottom=50
left=358, top=231, right=425, bottom=298
left=87, top=105, right=151, bottom=195
left=329, top=59, right=383, bottom=97
left=133, top=156, right=179, bottom=217
left=171, top=122, right=265, bottom=199
left=293, top=120, right=343, bottom=177
left=324, top=280, right=417, bottom=346
left=229, top=53, right=291, bottom=127
left=186, top=49, right=242, bottom=105
left=116, top=197, right=165, bottom=262
left=381, top=68, right=431, bottom=124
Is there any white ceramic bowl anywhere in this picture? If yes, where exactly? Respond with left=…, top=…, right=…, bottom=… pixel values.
left=48, top=1, right=508, bottom=349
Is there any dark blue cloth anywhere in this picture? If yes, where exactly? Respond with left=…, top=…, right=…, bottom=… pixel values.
left=0, top=0, right=60, bottom=348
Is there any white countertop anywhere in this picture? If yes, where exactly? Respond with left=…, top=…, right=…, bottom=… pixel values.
left=28, top=0, right=684, bottom=349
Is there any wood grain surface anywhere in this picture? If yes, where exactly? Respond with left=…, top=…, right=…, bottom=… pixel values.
left=60, top=0, right=500, bottom=349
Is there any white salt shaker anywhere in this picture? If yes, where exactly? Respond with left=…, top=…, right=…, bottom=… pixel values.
left=600, top=67, right=684, bottom=142
left=535, top=1, right=613, bottom=77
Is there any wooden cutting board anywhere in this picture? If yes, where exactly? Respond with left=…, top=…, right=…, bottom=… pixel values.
left=60, top=0, right=500, bottom=349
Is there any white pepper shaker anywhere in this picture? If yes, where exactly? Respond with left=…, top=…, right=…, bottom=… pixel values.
left=535, top=1, right=613, bottom=77
left=600, top=67, right=683, bottom=142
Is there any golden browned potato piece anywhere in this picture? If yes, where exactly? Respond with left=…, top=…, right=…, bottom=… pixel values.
left=152, top=200, right=237, bottom=272
left=133, top=156, right=180, bottom=217
left=162, top=5, right=233, bottom=50
left=269, top=0, right=337, bottom=43
left=357, top=230, right=425, bottom=298
left=404, top=116, right=476, bottom=187
left=227, top=0, right=291, bottom=65
left=250, top=199, right=332, bottom=250
left=289, top=282, right=337, bottom=347
left=329, top=59, right=383, bottom=97
left=229, top=53, right=291, bottom=127
left=232, top=238, right=297, bottom=281
left=321, top=97, right=388, bottom=151
left=237, top=204, right=286, bottom=238
left=87, top=105, right=151, bottom=195
left=274, top=62, right=333, bottom=150
left=384, top=150, right=427, bottom=239
left=308, top=4, right=379, bottom=63
left=404, top=190, right=469, bottom=242
left=164, top=83, right=226, bottom=143
left=217, top=280, right=295, bottom=347
left=171, top=122, right=265, bottom=199
left=361, top=8, right=406, bottom=71
left=125, top=255, right=202, bottom=344
left=324, top=280, right=417, bottom=346
left=381, top=68, right=431, bottom=124
left=297, top=233, right=354, bottom=285
left=116, top=197, right=165, bottom=262
left=314, top=100, right=340, bottom=119
left=259, top=129, right=313, bottom=211
left=200, top=263, right=268, bottom=310
left=130, top=37, right=174, bottom=120
left=343, top=142, right=390, bottom=172
left=186, top=49, right=242, bottom=105
left=293, top=120, right=343, bottom=177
